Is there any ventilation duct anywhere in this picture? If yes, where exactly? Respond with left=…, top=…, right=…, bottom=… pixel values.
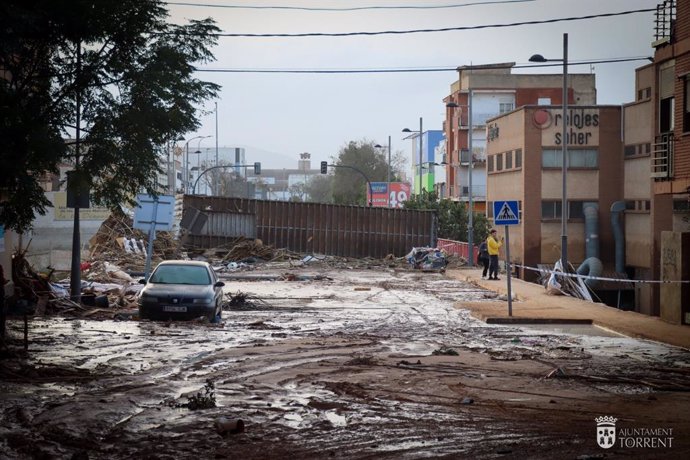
left=577, top=257, right=603, bottom=289
left=583, top=202, right=600, bottom=260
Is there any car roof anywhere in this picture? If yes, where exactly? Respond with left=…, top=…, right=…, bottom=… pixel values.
left=155, top=260, right=211, bottom=268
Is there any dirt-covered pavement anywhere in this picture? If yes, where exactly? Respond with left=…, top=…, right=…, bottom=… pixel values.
left=1, top=261, right=689, bottom=459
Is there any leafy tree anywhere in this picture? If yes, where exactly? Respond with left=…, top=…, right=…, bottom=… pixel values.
left=304, top=174, right=333, bottom=203
left=403, top=190, right=490, bottom=244
left=0, top=0, right=220, bottom=232
left=332, top=140, right=390, bottom=206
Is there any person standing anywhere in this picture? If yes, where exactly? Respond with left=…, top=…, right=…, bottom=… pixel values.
left=486, top=229, right=503, bottom=280
left=477, top=240, right=490, bottom=279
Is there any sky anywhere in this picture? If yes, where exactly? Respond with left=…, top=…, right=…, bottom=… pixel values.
left=166, top=0, right=660, bottom=171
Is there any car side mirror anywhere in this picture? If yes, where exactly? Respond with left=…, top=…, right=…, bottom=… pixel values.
left=138, top=278, right=147, bottom=285
left=214, top=281, right=225, bottom=288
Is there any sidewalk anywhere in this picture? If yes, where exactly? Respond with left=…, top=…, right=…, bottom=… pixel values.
left=446, top=267, right=690, bottom=349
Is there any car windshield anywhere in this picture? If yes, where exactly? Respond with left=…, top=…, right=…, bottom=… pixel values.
left=149, top=265, right=211, bottom=285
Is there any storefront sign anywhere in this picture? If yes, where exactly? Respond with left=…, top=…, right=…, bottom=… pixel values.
left=533, top=108, right=599, bottom=146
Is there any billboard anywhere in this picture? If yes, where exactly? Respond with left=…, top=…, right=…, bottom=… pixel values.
left=367, top=182, right=411, bottom=208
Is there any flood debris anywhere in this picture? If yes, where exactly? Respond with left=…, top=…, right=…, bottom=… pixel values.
left=405, top=247, right=448, bottom=270
left=215, top=417, right=245, bottom=435
left=432, top=347, right=459, bottom=356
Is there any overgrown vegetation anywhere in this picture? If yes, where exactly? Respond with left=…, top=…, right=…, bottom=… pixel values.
left=403, top=190, right=490, bottom=244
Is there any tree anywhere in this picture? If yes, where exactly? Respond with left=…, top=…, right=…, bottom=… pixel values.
left=0, top=0, right=220, bottom=232
left=304, top=174, right=333, bottom=203
left=332, top=140, right=389, bottom=206
left=403, top=190, right=490, bottom=244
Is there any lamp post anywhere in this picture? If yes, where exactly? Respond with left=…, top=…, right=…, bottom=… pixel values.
left=446, top=94, right=475, bottom=267
left=530, top=32, right=568, bottom=270
left=184, top=135, right=208, bottom=194
left=375, top=135, right=392, bottom=207
left=403, top=117, right=424, bottom=196
left=188, top=135, right=212, bottom=193
left=214, top=101, right=219, bottom=195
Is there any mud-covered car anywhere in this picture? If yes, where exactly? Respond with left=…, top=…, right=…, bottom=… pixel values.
left=137, top=260, right=225, bottom=321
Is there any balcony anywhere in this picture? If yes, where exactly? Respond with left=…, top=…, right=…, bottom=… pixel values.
left=653, top=0, right=675, bottom=47
left=458, top=184, right=486, bottom=201
left=651, top=133, right=674, bottom=179
left=459, top=148, right=487, bottom=165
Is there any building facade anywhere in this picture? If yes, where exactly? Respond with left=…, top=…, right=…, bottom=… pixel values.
left=485, top=105, right=624, bottom=280
left=646, top=0, right=690, bottom=321
left=443, top=63, right=597, bottom=214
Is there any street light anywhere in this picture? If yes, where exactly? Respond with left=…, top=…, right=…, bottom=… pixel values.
left=530, top=32, right=569, bottom=270
left=184, top=135, right=208, bottom=194
left=403, top=117, right=424, bottom=196
left=375, top=136, right=392, bottom=207
left=447, top=97, right=474, bottom=267
left=188, top=136, right=212, bottom=193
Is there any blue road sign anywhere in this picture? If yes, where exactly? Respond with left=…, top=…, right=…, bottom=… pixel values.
left=493, top=200, right=520, bottom=226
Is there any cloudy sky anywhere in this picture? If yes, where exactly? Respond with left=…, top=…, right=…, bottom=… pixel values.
left=167, top=0, right=659, bottom=170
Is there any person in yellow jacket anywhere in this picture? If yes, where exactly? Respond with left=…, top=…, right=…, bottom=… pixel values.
left=486, top=229, right=504, bottom=280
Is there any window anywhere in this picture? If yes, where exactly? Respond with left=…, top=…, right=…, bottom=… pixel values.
left=538, top=97, right=552, bottom=105
left=496, top=153, right=503, bottom=171
left=541, top=201, right=588, bottom=220
left=659, top=63, right=675, bottom=133
left=568, top=149, right=598, bottom=168
left=499, top=102, right=514, bottom=114
left=569, top=201, right=584, bottom=219
left=488, top=155, right=494, bottom=172
left=542, top=149, right=561, bottom=168
left=542, top=149, right=598, bottom=168
left=542, top=201, right=562, bottom=219
left=625, top=144, right=652, bottom=157
left=638, top=87, right=652, bottom=101
left=673, top=199, right=690, bottom=212
left=515, top=149, right=522, bottom=168
left=505, top=151, right=513, bottom=169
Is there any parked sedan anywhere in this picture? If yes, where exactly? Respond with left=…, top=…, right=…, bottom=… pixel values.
left=137, top=261, right=225, bottom=322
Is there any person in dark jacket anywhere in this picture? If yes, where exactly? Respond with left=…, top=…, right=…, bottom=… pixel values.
left=477, top=241, right=490, bottom=279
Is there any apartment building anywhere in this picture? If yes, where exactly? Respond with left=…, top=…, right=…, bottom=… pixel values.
left=443, top=63, right=596, bottom=214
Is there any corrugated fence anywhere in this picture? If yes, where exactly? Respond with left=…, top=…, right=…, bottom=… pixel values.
left=182, top=196, right=437, bottom=258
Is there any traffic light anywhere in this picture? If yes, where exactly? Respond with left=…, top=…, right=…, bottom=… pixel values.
left=254, top=162, right=261, bottom=175
left=320, top=161, right=328, bottom=174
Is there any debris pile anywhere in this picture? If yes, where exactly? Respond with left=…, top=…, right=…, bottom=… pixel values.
left=405, top=247, right=448, bottom=271
left=221, top=238, right=275, bottom=262
left=88, top=212, right=180, bottom=271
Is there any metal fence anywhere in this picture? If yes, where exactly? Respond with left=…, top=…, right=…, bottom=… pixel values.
left=182, top=196, right=437, bottom=258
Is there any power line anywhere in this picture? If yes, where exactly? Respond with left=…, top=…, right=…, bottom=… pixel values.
left=165, top=0, right=536, bottom=12
left=194, top=57, right=652, bottom=74
left=182, top=8, right=656, bottom=38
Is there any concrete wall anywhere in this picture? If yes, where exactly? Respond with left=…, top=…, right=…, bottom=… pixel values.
left=24, top=191, right=108, bottom=270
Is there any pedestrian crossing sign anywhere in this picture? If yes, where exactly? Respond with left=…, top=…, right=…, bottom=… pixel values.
left=493, top=200, right=519, bottom=225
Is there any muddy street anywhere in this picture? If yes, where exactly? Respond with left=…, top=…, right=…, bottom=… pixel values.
left=1, top=264, right=689, bottom=459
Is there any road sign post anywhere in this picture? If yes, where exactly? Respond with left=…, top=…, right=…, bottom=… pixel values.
left=493, top=200, right=520, bottom=316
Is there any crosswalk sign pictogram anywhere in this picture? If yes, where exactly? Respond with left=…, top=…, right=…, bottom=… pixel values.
left=493, top=200, right=519, bottom=225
